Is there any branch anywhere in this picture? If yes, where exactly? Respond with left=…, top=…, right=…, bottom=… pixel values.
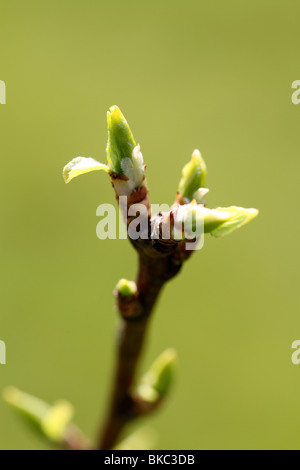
left=98, top=227, right=185, bottom=449
left=62, top=106, right=258, bottom=450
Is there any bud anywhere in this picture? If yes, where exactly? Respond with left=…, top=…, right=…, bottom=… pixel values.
left=122, top=144, right=144, bottom=184
left=115, top=278, right=141, bottom=319
left=178, top=149, right=207, bottom=203
left=3, top=387, right=74, bottom=444
left=153, top=203, right=257, bottom=243
left=171, top=203, right=231, bottom=240
left=137, top=349, right=177, bottom=403
left=63, top=105, right=145, bottom=192
left=41, top=400, right=75, bottom=443
left=210, top=206, right=259, bottom=238
left=106, top=105, right=136, bottom=173
left=116, top=278, right=137, bottom=298
left=107, top=106, right=146, bottom=196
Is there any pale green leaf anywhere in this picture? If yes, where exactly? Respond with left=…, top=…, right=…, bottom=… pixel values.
left=173, top=204, right=231, bottom=239
left=41, top=400, right=74, bottom=443
left=3, top=386, right=50, bottom=427
left=3, top=387, right=74, bottom=444
left=63, top=157, right=110, bottom=184
left=178, top=149, right=207, bottom=202
left=137, top=348, right=177, bottom=401
left=211, top=206, right=259, bottom=238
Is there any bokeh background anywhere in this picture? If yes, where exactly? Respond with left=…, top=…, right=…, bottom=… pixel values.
left=1, top=0, right=300, bottom=450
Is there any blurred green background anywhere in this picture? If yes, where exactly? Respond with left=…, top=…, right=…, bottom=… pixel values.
left=1, top=0, right=300, bottom=450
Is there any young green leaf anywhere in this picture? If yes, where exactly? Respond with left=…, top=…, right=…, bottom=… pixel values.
left=63, top=106, right=145, bottom=194
left=174, top=204, right=258, bottom=238
left=106, top=105, right=137, bottom=174
left=137, top=349, right=177, bottom=403
left=210, top=206, right=259, bottom=238
left=172, top=203, right=231, bottom=239
left=178, top=149, right=207, bottom=203
left=3, top=386, right=50, bottom=427
left=3, top=387, right=74, bottom=444
left=41, top=400, right=74, bottom=443
left=63, top=157, right=110, bottom=184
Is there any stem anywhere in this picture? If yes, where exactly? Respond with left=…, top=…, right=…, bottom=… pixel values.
left=98, top=245, right=182, bottom=450
left=64, top=424, right=91, bottom=450
left=98, top=318, right=153, bottom=450
left=97, top=171, right=191, bottom=450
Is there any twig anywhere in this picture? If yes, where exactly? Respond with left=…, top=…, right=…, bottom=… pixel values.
left=98, top=213, right=188, bottom=449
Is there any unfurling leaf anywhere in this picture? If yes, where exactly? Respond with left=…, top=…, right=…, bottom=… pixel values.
left=107, top=106, right=145, bottom=192
left=137, top=349, right=177, bottom=403
left=3, top=386, right=50, bottom=427
left=63, top=106, right=145, bottom=194
left=41, top=400, right=74, bottom=443
left=3, top=387, right=74, bottom=444
left=106, top=105, right=137, bottom=174
left=63, top=157, right=110, bottom=184
left=210, top=206, right=259, bottom=238
left=171, top=203, right=231, bottom=240
left=178, top=149, right=207, bottom=203
left=174, top=204, right=258, bottom=238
